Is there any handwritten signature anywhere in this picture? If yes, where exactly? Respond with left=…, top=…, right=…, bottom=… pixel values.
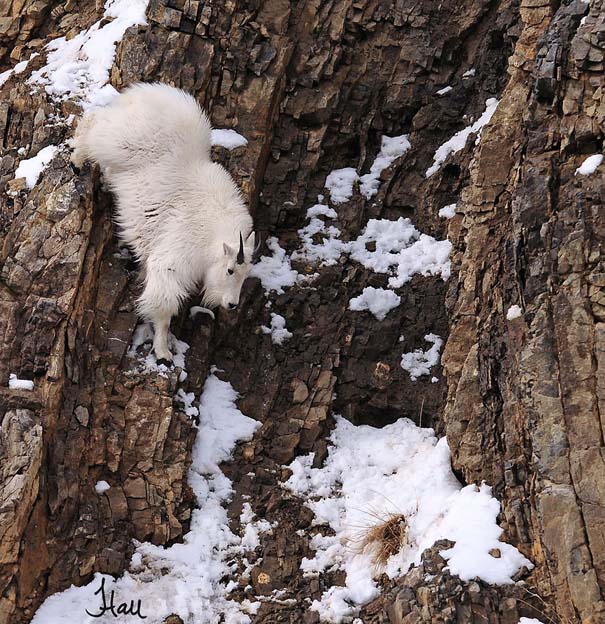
left=85, top=577, right=146, bottom=619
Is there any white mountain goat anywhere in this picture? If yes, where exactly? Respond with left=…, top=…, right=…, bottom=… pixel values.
left=71, top=82, right=256, bottom=365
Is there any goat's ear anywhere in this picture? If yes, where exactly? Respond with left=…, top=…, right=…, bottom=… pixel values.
left=223, top=242, right=233, bottom=256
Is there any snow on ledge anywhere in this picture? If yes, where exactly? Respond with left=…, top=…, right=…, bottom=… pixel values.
left=211, top=128, right=248, bottom=150
left=0, top=52, right=39, bottom=89
left=28, top=0, right=149, bottom=109
left=250, top=236, right=303, bottom=294
left=94, top=481, right=111, bottom=494
left=32, top=372, right=264, bottom=624
left=325, top=167, right=359, bottom=204
left=506, top=305, right=523, bottom=320
left=8, top=374, right=34, bottom=391
left=349, top=287, right=401, bottom=321
left=261, top=313, right=293, bottom=345
left=284, top=416, right=533, bottom=623
left=438, top=203, right=457, bottom=219
left=14, top=145, right=59, bottom=189
left=575, top=154, right=603, bottom=176
left=400, top=333, right=443, bottom=381
left=359, top=134, right=411, bottom=199
left=426, top=98, right=499, bottom=178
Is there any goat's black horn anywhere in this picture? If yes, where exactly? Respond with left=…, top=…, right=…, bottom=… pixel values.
left=237, top=232, right=245, bottom=264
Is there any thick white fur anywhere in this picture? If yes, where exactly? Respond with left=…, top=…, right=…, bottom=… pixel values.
left=72, top=82, right=254, bottom=362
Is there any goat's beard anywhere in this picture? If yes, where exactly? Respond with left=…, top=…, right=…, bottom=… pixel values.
left=201, top=288, right=221, bottom=309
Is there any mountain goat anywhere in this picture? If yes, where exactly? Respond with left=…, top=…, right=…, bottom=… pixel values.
left=71, top=82, right=256, bottom=365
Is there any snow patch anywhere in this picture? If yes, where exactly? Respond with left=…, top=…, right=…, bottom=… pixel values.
left=575, top=154, right=603, bottom=176
left=175, top=388, right=199, bottom=418
left=349, top=287, right=401, bottom=321
left=211, top=129, right=248, bottom=150
left=8, top=374, right=34, bottom=391
left=0, top=52, right=39, bottom=88
left=293, top=215, right=451, bottom=287
left=349, top=218, right=452, bottom=288
left=506, top=305, right=522, bottom=321
left=293, top=216, right=347, bottom=267
left=240, top=502, right=273, bottom=550
left=250, top=236, right=302, bottom=294
left=261, top=313, right=293, bottom=345
left=325, top=168, right=359, bottom=204
left=32, top=372, right=262, bottom=624
left=14, top=144, right=59, bottom=189
left=284, top=416, right=533, bottom=623
left=359, top=134, right=411, bottom=199
left=436, top=86, right=453, bottom=96
left=28, top=0, right=149, bottom=109
left=426, top=98, right=499, bottom=177
left=307, top=204, right=338, bottom=219
left=94, top=481, right=111, bottom=494
left=400, top=334, right=443, bottom=381
left=128, top=322, right=189, bottom=374
left=438, top=203, right=457, bottom=219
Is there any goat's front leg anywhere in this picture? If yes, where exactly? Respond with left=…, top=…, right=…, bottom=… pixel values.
left=152, top=309, right=173, bottom=366
left=138, top=262, right=183, bottom=367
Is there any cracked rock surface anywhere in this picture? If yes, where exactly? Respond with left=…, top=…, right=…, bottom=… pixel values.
left=0, top=0, right=603, bottom=622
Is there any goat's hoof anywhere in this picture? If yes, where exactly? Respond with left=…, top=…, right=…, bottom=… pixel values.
left=156, top=358, right=173, bottom=368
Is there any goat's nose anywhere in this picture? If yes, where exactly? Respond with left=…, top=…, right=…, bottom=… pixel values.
left=228, top=303, right=237, bottom=310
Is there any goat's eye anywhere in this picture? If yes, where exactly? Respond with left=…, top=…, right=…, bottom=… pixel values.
left=227, top=268, right=234, bottom=275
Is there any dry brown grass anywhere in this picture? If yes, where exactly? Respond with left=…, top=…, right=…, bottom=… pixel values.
left=348, top=511, right=408, bottom=567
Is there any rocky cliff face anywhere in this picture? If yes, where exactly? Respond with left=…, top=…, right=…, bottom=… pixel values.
left=0, top=0, right=603, bottom=622
left=442, top=0, right=605, bottom=621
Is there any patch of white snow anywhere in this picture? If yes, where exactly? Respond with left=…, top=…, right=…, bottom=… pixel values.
left=325, top=168, right=359, bottom=204
left=211, top=129, right=248, bottom=150
left=32, top=372, right=262, bottom=624
left=349, top=218, right=452, bottom=288
left=425, top=98, right=499, bottom=177
left=28, top=0, right=149, bottom=109
left=8, top=373, right=34, bottom=390
left=438, top=203, right=457, bottom=219
left=14, top=144, right=59, bottom=189
left=8, top=374, right=34, bottom=391
left=307, top=204, right=338, bottom=219
left=94, top=481, right=111, bottom=494
left=575, top=154, right=603, bottom=176
left=400, top=334, right=443, bottom=381
left=359, top=134, right=411, bottom=199
left=261, top=313, right=293, bottom=345
left=293, top=217, right=347, bottom=267
left=349, top=287, right=401, bottom=321
left=0, top=52, right=39, bottom=88
left=284, top=416, right=533, bottom=623
left=250, top=237, right=302, bottom=294
left=506, top=305, right=522, bottom=321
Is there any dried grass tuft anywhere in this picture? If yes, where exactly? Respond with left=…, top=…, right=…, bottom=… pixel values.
left=349, top=512, right=408, bottom=567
